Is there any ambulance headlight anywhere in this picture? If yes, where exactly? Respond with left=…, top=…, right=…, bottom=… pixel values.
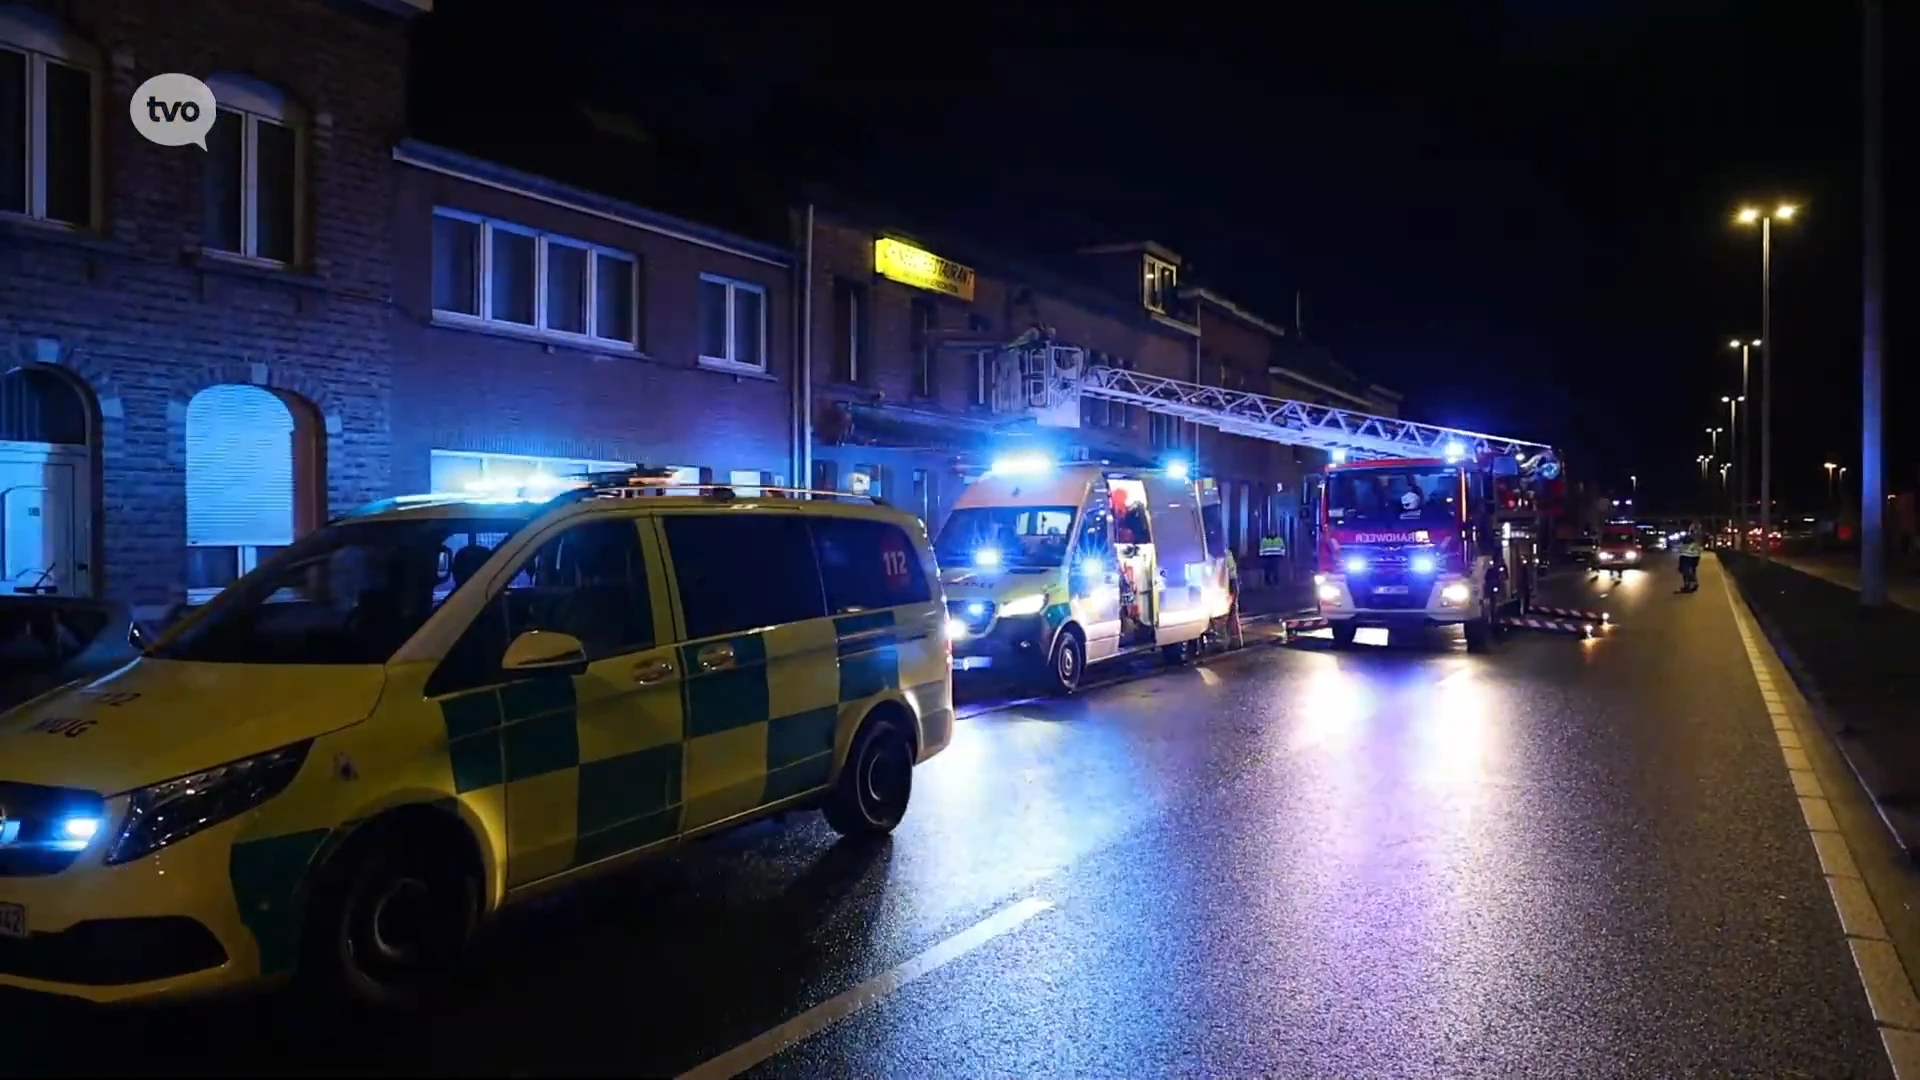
left=1410, top=554, right=1436, bottom=574
left=52, top=815, right=104, bottom=852
left=945, top=618, right=969, bottom=640
left=1440, top=582, right=1472, bottom=604
left=106, top=740, right=313, bottom=865
left=1317, top=583, right=1341, bottom=602
left=999, top=593, right=1047, bottom=618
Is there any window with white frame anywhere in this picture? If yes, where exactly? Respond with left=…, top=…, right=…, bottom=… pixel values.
left=1143, top=254, right=1178, bottom=314
left=432, top=209, right=641, bottom=348
left=201, top=75, right=305, bottom=264
left=0, top=9, right=99, bottom=227
left=698, top=274, right=766, bottom=371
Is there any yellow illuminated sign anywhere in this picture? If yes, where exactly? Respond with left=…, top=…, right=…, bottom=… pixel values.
left=873, top=237, right=975, bottom=302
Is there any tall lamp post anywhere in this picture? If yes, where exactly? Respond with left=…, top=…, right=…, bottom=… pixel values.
left=1722, top=394, right=1746, bottom=544
left=1704, top=453, right=1720, bottom=522
left=1726, top=338, right=1759, bottom=545
left=1728, top=457, right=1743, bottom=538
left=1735, top=204, right=1798, bottom=558
left=1862, top=0, right=1886, bottom=608
left=1825, top=462, right=1839, bottom=510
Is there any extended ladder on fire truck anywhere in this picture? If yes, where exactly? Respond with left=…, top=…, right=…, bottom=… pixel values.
left=993, top=340, right=1561, bottom=476
left=993, top=341, right=1601, bottom=639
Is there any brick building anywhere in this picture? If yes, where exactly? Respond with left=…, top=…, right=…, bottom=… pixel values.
left=389, top=140, right=796, bottom=500
left=799, top=212, right=1402, bottom=576
left=0, top=0, right=422, bottom=616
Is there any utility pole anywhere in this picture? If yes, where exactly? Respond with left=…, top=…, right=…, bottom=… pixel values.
left=1760, top=215, right=1773, bottom=556
left=1860, top=0, right=1886, bottom=608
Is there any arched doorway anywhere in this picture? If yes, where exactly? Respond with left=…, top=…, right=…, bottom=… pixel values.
left=184, top=384, right=313, bottom=603
left=0, top=365, right=95, bottom=596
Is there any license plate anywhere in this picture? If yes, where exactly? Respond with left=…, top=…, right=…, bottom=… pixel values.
left=951, top=656, right=994, bottom=672
left=1374, top=585, right=1410, bottom=595
left=0, top=902, right=26, bottom=939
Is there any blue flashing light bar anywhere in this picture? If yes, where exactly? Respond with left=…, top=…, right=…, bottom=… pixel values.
left=1164, top=459, right=1190, bottom=480
left=989, top=452, right=1055, bottom=476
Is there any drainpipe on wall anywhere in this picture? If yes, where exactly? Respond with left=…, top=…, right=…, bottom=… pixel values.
left=797, top=203, right=816, bottom=494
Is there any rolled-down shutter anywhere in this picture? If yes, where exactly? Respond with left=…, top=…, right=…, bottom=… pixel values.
left=186, top=385, right=295, bottom=547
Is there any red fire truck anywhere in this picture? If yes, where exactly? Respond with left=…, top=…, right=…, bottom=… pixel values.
left=1307, top=442, right=1563, bottom=652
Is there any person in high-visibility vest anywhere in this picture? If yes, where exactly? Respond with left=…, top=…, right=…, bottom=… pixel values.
left=1258, top=531, right=1286, bottom=586
left=1676, top=524, right=1704, bottom=593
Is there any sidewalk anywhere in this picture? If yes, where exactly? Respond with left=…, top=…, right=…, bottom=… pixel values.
left=1235, top=580, right=1318, bottom=622
left=1771, top=552, right=1920, bottom=612
left=1719, top=551, right=1920, bottom=848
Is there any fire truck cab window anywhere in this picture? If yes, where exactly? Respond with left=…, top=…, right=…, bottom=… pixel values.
left=1328, top=469, right=1459, bottom=527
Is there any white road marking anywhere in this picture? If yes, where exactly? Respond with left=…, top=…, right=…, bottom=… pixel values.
left=1718, top=563, right=1920, bottom=1069
left=675, top=897, right=1054, bottom=1080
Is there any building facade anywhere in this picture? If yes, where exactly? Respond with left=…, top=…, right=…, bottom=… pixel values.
left=799, top=215, right=1402, bottom=578
left=0, top=0, right=422, bottom=616
left=389, top=141, right=796, bottom=500
left=0, top=0, right=1405, bottom=612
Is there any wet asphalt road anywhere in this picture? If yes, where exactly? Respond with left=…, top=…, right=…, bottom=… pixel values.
left=8, top=555, right=1913, bottom=1077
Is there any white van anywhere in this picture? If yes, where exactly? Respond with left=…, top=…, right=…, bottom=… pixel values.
left=935, top=457, right=1226, bottom=693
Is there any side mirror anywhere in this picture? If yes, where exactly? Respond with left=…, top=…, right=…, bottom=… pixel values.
left=501, top=630, right=589, bottom=676
left=127, top=620, right=150, bottom=652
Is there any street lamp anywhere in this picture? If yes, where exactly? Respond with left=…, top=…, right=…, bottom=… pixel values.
left=1735, top=202, right=1799, bottom=557
left=1824, top=461, right=1838, bottom=508
left=1725, top=338, right=1759, bottom=537
left=1707, top=426, right=1723, bottom=456
left=1722, top=394, right=1746, bottom=545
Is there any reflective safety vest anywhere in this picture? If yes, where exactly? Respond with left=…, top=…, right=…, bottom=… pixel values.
left=1679, top=537, right=1704, bottom=558
left=1259, top=534, right=1286, bottom=556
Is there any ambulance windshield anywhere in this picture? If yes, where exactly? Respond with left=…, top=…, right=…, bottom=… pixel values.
left=152, top=516, right=531, bottom=665
left=1326, top=467, right=1460, bottom=528
left=936, top=506, right=1076, bottom=569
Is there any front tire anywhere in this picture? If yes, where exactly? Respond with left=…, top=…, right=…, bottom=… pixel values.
left=824, top=713, right=915, bottom=838
left=1045, top=628, right=1086, bottom=695
left=1464, top=596, right=1497, bottom=653
left=1330, top=622, right=1358, bottom=647
left=301, top=830, right=479, bottom=1009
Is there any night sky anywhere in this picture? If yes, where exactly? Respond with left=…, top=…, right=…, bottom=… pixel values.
left=414, top=2, right=1911, bottom=512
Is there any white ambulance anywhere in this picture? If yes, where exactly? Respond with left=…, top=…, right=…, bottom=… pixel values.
left=935, top=455, right=1229, bottom=693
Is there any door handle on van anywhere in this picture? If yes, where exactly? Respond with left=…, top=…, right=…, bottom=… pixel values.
left=632, top=658, right=674, bottom=685
left=695, top=642, right=736, bottom=671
